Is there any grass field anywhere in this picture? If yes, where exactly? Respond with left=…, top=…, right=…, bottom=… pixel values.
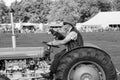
left=0, top=31, right=120, bottom=78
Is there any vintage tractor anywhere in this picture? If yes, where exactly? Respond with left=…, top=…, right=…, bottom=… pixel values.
left=0, top=34, right=118, bottom=80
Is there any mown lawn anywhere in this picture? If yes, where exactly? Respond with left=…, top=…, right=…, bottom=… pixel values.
left=0, top=31, right=120, bottom=78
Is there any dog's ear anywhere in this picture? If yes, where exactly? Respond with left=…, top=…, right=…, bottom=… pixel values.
left=49, top=29, right=54, bottom=34
left=50, top=29, right=57, bottom=35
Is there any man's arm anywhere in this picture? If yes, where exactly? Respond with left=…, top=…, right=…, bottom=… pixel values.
left=48, top=31, right=77, bottom=45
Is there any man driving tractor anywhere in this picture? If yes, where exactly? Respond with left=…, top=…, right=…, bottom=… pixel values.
left=41, top=20, right=84, bottom=79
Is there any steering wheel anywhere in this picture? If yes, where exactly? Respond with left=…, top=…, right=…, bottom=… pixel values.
left=42, top=41, right=59, bottom=48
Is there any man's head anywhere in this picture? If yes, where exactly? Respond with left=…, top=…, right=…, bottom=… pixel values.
left=63, top=21, right=75, bottom=33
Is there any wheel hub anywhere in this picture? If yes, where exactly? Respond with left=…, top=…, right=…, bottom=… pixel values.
left=70, top=65, right=100, bottom=80
left=80, top=73, right=92, bottom=80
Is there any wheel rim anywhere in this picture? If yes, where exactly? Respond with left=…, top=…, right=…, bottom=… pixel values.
left=67, top=61, right=106, bottom=80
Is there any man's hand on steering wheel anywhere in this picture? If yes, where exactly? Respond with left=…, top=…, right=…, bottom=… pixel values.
left=44, top=41, right=59, bottom=48
left=47, top=41, right=53, bottom=45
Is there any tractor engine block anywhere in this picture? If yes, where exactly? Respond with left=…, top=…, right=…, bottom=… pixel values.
left=0, top=59, right=50, bottom=80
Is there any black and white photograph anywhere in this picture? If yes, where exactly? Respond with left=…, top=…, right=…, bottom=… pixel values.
left=0, top=0, right=120, bottom=80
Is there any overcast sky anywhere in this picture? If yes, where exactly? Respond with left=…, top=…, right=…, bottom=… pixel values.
left=3, top=0, right=21, bottom=7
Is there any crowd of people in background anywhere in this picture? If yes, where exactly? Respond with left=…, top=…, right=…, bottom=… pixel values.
left=0, top=23, right=43, bottom=33
left=79, top=26, right=120, bottom=32
left=0, top=23, right=120, bottom=33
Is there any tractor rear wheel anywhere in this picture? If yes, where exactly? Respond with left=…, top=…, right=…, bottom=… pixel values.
left=55, top=47, right=117, bottom=80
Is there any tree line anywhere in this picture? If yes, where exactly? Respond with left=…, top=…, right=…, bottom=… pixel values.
left=0, top=0, right=120, bottom=24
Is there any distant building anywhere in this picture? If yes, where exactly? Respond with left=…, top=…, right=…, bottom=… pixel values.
left=0, top=22, right=44, bottom=33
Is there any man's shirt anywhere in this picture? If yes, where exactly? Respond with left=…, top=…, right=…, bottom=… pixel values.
left=66, top=31, right=77, bottom=41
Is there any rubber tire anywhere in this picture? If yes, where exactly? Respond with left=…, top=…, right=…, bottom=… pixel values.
left=0, top=75, right=10, bottom=80
left=55, top=47, right=117, bottom=80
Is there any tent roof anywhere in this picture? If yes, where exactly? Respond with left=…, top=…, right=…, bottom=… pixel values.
left=81, top=11, right=120, bottom=25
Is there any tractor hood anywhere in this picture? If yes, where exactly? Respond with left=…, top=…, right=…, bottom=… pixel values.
left=0, top=47, right=44, bottom=59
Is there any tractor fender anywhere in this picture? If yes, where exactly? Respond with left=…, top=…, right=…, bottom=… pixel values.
left=59, top=46, right=111, bottom=61
left=84, top=42, right=101, bottom=49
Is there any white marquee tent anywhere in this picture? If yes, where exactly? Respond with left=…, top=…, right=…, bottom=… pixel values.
left=76, top=11, right=120, bottom=31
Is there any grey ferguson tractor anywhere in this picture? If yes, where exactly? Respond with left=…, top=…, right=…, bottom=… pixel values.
left=0, top=29, right=117, bottom=80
